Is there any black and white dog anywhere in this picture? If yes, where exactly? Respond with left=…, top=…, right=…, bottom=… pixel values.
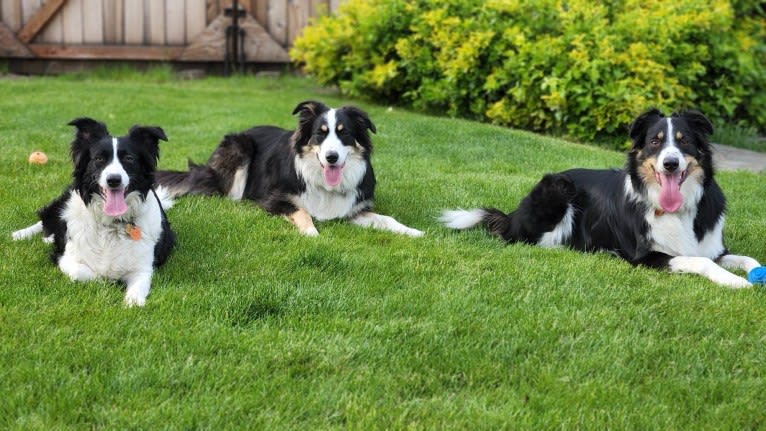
left=156, top=100, right=422, bottom=237
left=441, top=109, right=761, bottom=288
left=12, top=118, right=176, bottom=306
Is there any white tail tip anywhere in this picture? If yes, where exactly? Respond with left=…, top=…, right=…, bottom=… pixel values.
left=439, top=208, right=486, bottom=230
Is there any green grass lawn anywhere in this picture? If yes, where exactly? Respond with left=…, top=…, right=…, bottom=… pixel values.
left=1, top=71, right=765, bottom=429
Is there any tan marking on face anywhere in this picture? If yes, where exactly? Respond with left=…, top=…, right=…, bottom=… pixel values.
left=676, top=131, right=683, bottom=140
left=287, top=208, right=316, bottom=233
left=337, top=123, right=344, bottom=132
left=657, top=131, right=664, bottom=140
left=639, top=155, right=658, bottom=185
left=320, top=124, right=328, bottom=132
left=684, top=155, right=704, bottom=183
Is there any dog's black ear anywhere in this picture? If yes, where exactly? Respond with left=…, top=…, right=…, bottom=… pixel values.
left=129, top=125, right=168, bottom=145
left=68, top=117, right=109, bottom=143
left=343, top=106, right=376, bottom=134
left=629, top=108, right=664, bottom=147
left=129, top=126, right=168, bottom=168
left=68, top=117, right=109, bottom=171
left=292, top=100, right=330, bottom=118
left=292, top=100, right=329, bottom=148
left=678, top=110, right=714, bottom=137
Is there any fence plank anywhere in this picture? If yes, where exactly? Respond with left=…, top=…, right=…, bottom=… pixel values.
left=329, top=0, right=341, bottom=13
left=286, top=0, right=308, bottom=48
left=82, top=0, right=102, bottom=43
left=123, top=0, right=143, bottom=44
left=38, top=7, right=61, bottom=42
left=165, top=0, right=184, bottom=44
left=21, top=0, right=40, bottom=23
left=29, top=42, right=184, bottom=59
left=205, top=0, right=218, bottom=24
left=185, top=0, right=205, bottom=41
left=103, top=0, right=123, bottom=44
left=2, top=0, right=24, bottom=32
left=16, top=0, right=65, bottom=43
left=147, top=0, right=164, bottom=45
left=267, top=0, right=286, bottom=46
left=61, top=0, right=83, bottom=43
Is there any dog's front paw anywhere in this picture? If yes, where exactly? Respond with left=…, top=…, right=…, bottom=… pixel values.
left=301, top=227, right=319, bottom=237
left=723, top=275, right=752, bottom=289
left=124, top=292, right=147, bottom=307
left=405, top=227, right=424, bottom=237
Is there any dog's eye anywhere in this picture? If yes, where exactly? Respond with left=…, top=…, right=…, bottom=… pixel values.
left=93, top=156, right=105, bottom=163
left=649, top=138, right=661, bottom=147
left=123, top=155, right=135, bottom=163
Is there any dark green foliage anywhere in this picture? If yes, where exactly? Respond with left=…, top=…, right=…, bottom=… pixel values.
left=292, top=0, right=766, bottom=147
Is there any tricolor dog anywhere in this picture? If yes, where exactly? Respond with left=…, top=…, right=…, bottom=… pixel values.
left=441, top=109, right=761, bottom=288
left=156, top=100, right=422, bottom=237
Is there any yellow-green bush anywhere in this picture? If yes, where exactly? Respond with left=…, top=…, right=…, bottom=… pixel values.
left=291, top=0, right=766, bottom=146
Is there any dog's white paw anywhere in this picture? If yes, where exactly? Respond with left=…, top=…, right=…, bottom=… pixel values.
left=406, top=228, right=425, bottom=237
left=721, top=274, right=752, bottom=289
left=124, top=292, right=147, bottom=307
left=301, top=227, right=319, bottom=237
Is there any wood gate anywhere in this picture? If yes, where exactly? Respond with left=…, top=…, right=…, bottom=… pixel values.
left=0, top=0, right=340, bottom=64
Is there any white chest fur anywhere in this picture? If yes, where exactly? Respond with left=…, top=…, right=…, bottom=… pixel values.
left=62, top=191, right=163, bottom=280
left=647, top=210, right=726, bottom=259
left=293, top=153, right=368, bottom=221
left=294, top=187, right=364, bottom=221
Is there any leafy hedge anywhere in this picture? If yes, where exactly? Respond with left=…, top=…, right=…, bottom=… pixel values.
left=291, top=0, right=766, bottom=146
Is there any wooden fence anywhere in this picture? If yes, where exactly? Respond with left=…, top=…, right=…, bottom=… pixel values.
left=0, top=0, right=342, bottom=64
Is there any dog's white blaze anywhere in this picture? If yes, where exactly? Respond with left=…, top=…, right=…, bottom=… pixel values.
left=228, top=167, right=248, bottom=200
left=439, top=208, right=487, bottom=230
left=669, top=256, right=751, bottom=288
left=319, top=109, right=350, bottom=167
left=11, top=221, right=43, bottom=241
left=538, top=205, right=575, bottom=248
left=99, top=138, right=130, bottom=189
left=656, top=118, right=688, bottom=175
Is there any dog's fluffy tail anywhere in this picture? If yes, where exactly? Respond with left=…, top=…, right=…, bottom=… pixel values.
left=439, top=208, right=513, bottom=240
left=155, top=161, right=223, bottom=199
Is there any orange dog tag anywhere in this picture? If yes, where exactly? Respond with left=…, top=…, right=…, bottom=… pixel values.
left=125, top=223, right=142, bottom=241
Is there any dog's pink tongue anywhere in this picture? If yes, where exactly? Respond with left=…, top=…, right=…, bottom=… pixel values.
left=323, top=165, right=343, bottom=187
left=103, top=188, right=128, bottom=217
left=659, top=172, right=683, bottom=213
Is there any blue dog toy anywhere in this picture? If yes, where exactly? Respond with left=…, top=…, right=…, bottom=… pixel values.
left=748, top=266, right=766, bottom=284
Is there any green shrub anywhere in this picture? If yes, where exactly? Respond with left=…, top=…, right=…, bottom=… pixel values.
left=291, top=0, right=766, bottom=147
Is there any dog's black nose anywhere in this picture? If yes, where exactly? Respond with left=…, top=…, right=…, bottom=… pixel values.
left=325, top=151, right=339, bottom=165
left=663, top=157, right=679, bottom=172
left=106, top=174, right=122, bottom=188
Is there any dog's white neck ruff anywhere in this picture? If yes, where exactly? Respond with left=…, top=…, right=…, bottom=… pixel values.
left=293, top=150, right=368, bottom=221
left=60, top=188, right=164, bottom=279
left=623, top=176, right=725, bottom=259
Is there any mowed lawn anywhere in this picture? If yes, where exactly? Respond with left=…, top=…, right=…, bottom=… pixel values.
left=1, top=72, right=765, bottom=429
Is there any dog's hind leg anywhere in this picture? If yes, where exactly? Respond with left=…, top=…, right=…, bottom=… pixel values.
left=350, top=211, right=424, bottom=237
